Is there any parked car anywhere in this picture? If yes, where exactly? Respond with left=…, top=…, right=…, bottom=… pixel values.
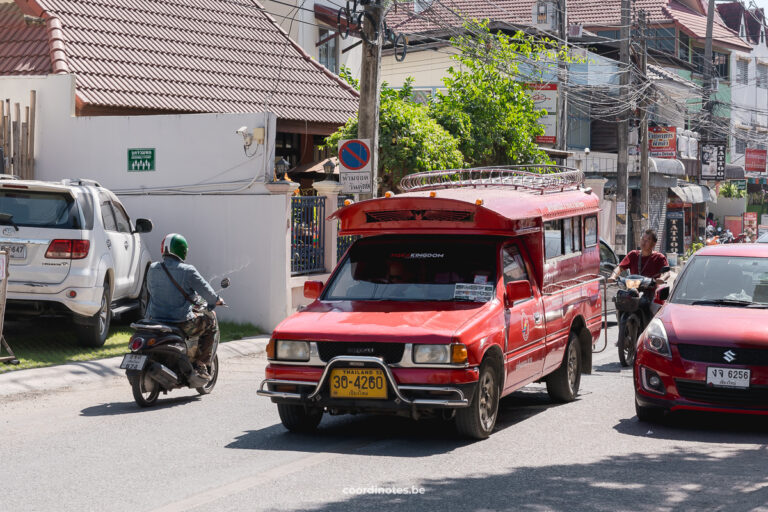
left=634, top=243, right=768, bottom=421
left=0, top=177, right=153, bottom=347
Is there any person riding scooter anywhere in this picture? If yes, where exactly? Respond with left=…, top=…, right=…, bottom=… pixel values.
left=608, top=229, right=669, bottom=285
left=146, top=233, right=225, bottom=387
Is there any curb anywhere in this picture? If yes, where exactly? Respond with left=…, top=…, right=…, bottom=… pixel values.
left=0, top=335, right=270, bottom=398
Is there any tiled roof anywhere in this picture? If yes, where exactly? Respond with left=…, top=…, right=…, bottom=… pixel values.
left=665, top=1, right=751, bottom=50
left=0, top=3, right=52, bottom=75
left=2, top=0, right=358, bottom=123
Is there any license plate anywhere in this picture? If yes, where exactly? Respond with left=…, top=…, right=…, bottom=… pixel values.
left=706, top=367, right=750, bottom=388
left=1, top=243, right=26, bottom=259
left=120, top=354, right=148, bottom=371
left=330, top=368, right=387, bottom=399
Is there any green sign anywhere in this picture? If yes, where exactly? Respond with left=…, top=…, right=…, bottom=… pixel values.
left=128, top=148, right=155, bottom=172
left=733, top=179, right=747, bottom=191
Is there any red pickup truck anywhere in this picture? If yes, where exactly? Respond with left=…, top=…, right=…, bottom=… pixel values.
left=258, top=167, right=604, bottom=439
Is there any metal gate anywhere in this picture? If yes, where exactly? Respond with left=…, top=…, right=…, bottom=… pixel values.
left=291, top=196, right=325, bottom=275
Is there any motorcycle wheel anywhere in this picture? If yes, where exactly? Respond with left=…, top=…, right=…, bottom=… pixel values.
left=618, top=315, right=641, bottom=367
left=131, top=370, right=160, bottom=407
left=196, top=353, right=219, bottom=395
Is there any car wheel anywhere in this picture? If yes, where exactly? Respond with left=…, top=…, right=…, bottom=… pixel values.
left=618, top=315, right=640, bottom=367
left=635, top=397, right=666, bottom=423
left=546, top=332, right=582, bottom=403
left=455, top=360, right=499, bottom=439
left=196, top=353, right=219, bottom=395
left=131, top=370, right=160, bottom=407
left=76, top=281, right=112, bottom=348
left=277, top=404, right=323, bottom=432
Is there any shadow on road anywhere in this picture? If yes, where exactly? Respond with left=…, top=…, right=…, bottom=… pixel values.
left=80, top=394, right=202, bottom=416
left=615, top=410, right=768, bottom=444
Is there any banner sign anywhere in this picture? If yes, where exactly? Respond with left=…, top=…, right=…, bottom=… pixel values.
left=527, top=83, right=557, bottom=145
left=745, top=148, right=767, bottom=173
left=665, top=209, right=685, bottom=255
left=648, top=126, right=677, bottom=158
left=701, top=141, right=726, bottom=180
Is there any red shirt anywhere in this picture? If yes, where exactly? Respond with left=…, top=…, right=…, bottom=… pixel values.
left=619, top=250, right=668, bottom=278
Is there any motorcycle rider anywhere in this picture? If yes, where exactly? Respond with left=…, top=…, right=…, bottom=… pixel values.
left=609, top=229, right=669, bottom=284
left=146, top=233, right=224, bottom=386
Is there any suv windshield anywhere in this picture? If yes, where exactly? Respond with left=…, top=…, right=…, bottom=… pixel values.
left=323, top=236, right=499, bottom=302
left=671, top=255, right=768, bottom=306
left=0, top=190, right=81, bottom=229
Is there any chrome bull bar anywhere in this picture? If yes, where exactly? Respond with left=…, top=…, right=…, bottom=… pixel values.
left=257, top=355, right=469, bottom=408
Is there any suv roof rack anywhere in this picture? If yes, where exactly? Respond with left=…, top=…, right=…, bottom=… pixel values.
left=64, top=178, right=101, bottom=187
left=0, top=174, right=19, bottom=180
left=399, top=165, right=584, bottom=195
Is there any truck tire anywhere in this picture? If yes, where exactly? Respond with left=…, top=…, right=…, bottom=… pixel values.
left=277, top=404, right=323, bottom=432
left=455, top=361, right=499, bottom=440
left=546, top=332, right=581, bottom=403
left=76, top=281, right=111, bottom=348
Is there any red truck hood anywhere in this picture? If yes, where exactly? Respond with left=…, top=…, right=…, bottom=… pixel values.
left=274, top=301, right=494, bottom=343
left=662, top=303, right=768, bottom=346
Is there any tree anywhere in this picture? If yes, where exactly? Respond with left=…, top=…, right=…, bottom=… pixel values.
left=718, top=182, right=746, bottom=199
left=323, top=73, right=464, bottom=192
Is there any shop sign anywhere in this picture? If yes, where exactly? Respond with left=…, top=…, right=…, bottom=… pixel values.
left=745, top=148, right=767, bottom=173
left=665, top=209, right=685, bottom=255
left=526, top=83, right=557, bottom=144
left=732, top=179, right=747, bottom=191
left=649, top=126, right=677, bottom=158
left=701, top=141, right=726, bottom=180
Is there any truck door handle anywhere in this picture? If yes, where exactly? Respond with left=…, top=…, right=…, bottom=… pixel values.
left=124, top=241, right=129, bottom=249
left=534, top=313, right=542, bottom=324
left=106, top=239, right=111, bottom=249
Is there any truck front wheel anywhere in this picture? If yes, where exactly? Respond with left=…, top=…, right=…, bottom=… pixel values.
left=455, top=361, right=499, bottom=440
left=277, top=404, right=323, bottom=433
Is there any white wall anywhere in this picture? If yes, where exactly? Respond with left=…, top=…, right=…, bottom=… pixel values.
left=729, top=34, right=768, bottom=171
left=0, top=74, right=295, bottom=330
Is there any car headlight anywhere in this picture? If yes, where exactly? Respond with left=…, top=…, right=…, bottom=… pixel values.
left=413, top=344, right=467, bottom=364
left=643, top=319, right=671, bottom=358
left=275, top=340, right=310, bottom=361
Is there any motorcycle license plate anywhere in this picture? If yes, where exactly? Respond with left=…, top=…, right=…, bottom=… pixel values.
left=330, top=368, right=387, bottom=399
left=120, top=354, right=148, bottom=371
left=706, top=367, right=750, bottom=388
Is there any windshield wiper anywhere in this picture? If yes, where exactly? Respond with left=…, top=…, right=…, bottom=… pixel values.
left=691, top=299, right=754, bottom=307
left=0, top=213, right=19, bottom=231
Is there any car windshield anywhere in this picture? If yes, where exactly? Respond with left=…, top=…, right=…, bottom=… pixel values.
left=0, top=190, right=81, bottom=229
left=670, top=255, right=768, bottom=306
left=759, top=232, right=768, bottom=243
left=322, top=236, right=498, bottom=302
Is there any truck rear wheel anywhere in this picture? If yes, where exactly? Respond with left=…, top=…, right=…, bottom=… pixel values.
left=277, top=404, right=323, bottom=432
left=546, top=332, right=581, bottom=402
left=455, top=361, right=499, bottom=440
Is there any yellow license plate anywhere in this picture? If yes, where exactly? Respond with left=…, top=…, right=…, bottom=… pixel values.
left=330, top=368, right=387, bottom=399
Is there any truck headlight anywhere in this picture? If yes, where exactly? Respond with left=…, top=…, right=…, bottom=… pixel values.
left=275, top=340, right=310, bottom=361
left=413, top=344, right=467, bottom=364
left=643, top=319, right=671, bottom=359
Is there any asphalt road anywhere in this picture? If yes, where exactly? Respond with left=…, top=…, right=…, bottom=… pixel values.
left=2, top=322, right=768, bottom=512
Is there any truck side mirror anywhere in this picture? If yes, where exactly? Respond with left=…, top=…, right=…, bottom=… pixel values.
left=133, top=218, right=153, bottom=234
left=505, top=280, right=532, bottom=307
left=304, top=280, right=323, bottom=299
left=656, top=287, right=670, bottom=301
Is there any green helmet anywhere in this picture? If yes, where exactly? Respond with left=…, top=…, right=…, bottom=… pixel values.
left=161, top=233, right=188, bottom=261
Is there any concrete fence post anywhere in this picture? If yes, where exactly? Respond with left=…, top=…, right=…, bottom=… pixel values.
left=312, top=179, right=343, bottom=272
left=265, top=181, right=300, bottom=323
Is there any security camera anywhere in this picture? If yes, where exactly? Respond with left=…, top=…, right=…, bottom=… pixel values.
left=236, top=126, right=248, bottom=135
left=584, top=147, right=590, bottom=155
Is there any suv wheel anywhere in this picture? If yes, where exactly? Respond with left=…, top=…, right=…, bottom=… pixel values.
left=76, top=281, right=112, bottom=347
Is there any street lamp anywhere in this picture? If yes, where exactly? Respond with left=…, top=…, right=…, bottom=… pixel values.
left=322, top=158, right=336, bottom=181
left=273, top=157, right=290, bottom=182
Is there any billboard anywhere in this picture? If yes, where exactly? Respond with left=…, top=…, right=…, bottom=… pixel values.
left=745, top=148, right=767, bottom=173
left=648, top=126, right=677, bottom=158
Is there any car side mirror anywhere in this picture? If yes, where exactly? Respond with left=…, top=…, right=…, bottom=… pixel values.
left=505, top=280, right=532, bottom=307
left=220, top=278, right=230, bottom=289
left=656, top=287, right=670, bottom=301
left=133, top=218, right=153, bottom=234
left=304, top=280, right=323, bottom=300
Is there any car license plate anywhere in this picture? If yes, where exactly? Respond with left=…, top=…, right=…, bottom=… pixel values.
left=1, top=243, right=26, bottom=259
left=706, top=367, right=750, bottom=388
left=120, top=354, right=148, bottom=371
left=330, top=368, right=387, bottom=399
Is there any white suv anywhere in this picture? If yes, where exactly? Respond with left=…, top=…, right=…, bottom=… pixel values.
left=0, top=177, right=153, bottom=347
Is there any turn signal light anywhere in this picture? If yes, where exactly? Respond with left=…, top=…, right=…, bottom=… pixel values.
left=266, top=338, right=276, bottom=359
left=384, top=191, right=393, bottom=198
left=429, top=191, right=437, bottom=198
left=45, top=239, right=90, bottom=259
left=451, top=344, right=468, bottom=364
left=475, top=199, right=484, bottom=206
left=344, top=199, right=354, bottom=206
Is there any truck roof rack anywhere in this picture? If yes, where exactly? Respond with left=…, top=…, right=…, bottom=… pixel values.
left=399, top=165, right=584, bottom=194
left=64, top=178, right=101, bottom=187
left=0, top=174, right=19, bottom=180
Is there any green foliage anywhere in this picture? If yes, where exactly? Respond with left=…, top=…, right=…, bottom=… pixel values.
left=718, top=182, right=746, bottom=199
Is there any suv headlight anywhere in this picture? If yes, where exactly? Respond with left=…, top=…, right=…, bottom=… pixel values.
left=643, top=319, right=671, bottom=358
left=413, top=344, right=467, bottom=364
left=275, top=340, right=310, bottom=361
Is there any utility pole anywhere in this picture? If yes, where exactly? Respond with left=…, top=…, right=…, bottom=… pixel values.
left=556, top=0, right=568, bottom=153
left=616, top=0, right=631, bottom=255
left=702, top=0, right=716, bottom=182
left=639, top=9, right=650, bottom=233
left=357, top=1, right=384, bottom=200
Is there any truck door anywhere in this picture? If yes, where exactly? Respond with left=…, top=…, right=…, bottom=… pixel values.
left=501, top=244, right=546, bottom=391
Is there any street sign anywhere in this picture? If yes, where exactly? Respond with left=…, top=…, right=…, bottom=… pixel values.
left=128, top=148, right=155, bottom=172
left=338, top=139, right=372, bottom=194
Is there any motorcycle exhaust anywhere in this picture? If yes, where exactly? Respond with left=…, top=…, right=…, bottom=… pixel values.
left=147, top=362, right=179, bottom=388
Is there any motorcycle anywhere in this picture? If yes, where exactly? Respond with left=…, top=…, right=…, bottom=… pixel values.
left=614, top=268, right=670, bottom=367
left=120, top=277, right=230, bottom=407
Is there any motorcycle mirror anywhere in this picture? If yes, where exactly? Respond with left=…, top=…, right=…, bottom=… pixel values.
left=220, top=277, right=231, bottom=289
left=660, top=266, right=670, bottom=274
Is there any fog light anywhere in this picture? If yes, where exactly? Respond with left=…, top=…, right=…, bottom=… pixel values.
left=641, top=366, right=665, bottom=395
left=649, top=375, right=661, bottom=388
left=67, top=290, right=77, bottom=298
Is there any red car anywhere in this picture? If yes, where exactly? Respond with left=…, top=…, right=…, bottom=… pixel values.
left=635, top=244, right=768, bottom=421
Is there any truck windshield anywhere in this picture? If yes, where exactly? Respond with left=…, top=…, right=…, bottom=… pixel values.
left=323, top=236, right=498, bottom=302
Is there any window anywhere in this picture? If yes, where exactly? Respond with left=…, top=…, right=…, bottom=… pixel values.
left=737, top=59, right=749, bottom=85
left=758, top=64, right=768, bottom=88
left=736, top=137, right=747, bottom=154
left=318, top=27, right=338, bottom=74
left=692, top=49, right=730, bottom=79
left=678, top=33, right=690, bottom=61
left=502, top=245, right=530, bottom=288
left=544, top=217, right=583, bottom=259
left=111, top=202, right=131, bottom=233
left=595, top=30, right=620, bottom=40
left=647, top=27, right=676, bottom=54
left=584, top=216, right=598, bottom=247
left=100, top=202, right=117, bottom=231
left=0, top=191, right=80, bottom=229
left=567, top=113, right=590, bottom=150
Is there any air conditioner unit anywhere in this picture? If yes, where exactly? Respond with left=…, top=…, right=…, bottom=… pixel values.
left=532, top=1, right=558, bottom=33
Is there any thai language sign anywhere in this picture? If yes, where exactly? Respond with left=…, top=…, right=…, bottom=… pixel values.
left=745, top=148, right=767, bottom=173
left=527, top=83, right=557, bottom=145
left=648, top=126, right=677, bottom=158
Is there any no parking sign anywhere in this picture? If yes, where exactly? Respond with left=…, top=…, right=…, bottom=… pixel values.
left=338, top=139, right=372, bottom=194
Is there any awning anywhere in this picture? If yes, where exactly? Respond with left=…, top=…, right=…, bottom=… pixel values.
left=650, top=157, right=685, bottom=176
left=726, top=164, right=745, bottom=179
left=670, top=181, right=716, bottom=204
left=602, top=173, right=679, bottom=190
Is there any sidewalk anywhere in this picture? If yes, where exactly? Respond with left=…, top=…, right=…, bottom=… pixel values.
left=0, top=335, right=270, bottom=399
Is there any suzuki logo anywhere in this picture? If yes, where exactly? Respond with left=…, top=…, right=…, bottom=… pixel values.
left=723, top=350, right=736, bottom=363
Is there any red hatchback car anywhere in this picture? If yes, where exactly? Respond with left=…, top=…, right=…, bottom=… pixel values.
left=634, top=244, right=768, bottom=421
